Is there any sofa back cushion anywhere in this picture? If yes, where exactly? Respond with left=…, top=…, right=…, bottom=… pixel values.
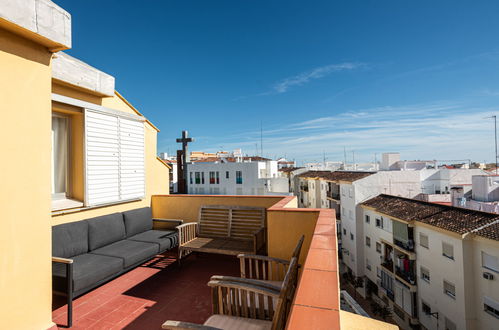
left=52, top=220, right=89, bottom=258
left=123, top=207, right=153, bottom=237
left=87, top=213, right=126, bottom=250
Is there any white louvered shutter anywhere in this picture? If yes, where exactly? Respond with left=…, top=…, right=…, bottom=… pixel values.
left=85, top=110, right=120, bottom=205
left=85, top=109, right=145, bottom=206
left=119, top=117, right=145, bottom=200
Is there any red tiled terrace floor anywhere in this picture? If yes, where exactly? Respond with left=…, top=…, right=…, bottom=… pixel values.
left=52, top=251, right=239, bottom=329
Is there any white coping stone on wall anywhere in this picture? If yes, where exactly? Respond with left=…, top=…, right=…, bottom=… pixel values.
left=52, top=52, right=116, bottom=96
left=0, top=0, right=71, bottom=49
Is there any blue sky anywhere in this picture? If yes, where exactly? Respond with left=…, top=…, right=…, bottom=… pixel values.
left=57, top=0, right=499, bottom=165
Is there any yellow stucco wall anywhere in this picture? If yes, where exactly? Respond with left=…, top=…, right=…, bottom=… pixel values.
left=151, top=195, right=286, bottom=222
left=52, top=89, right=170, bottom=226
left=0, top=28, right=54, bottom=330
left=267, top=209, right=319, bottom=266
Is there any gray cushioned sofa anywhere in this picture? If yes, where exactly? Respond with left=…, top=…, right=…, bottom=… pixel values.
left=52, top=207, right=180, bottom=327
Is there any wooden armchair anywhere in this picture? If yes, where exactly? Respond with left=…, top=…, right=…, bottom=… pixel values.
left=162, top=258, right=298, bottom=330
left=225, top=235, right=304, bottom=287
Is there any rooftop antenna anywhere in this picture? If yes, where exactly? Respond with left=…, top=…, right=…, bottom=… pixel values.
left=352, top=150, right=355, bottom=169
left=343, top=147, right=347, bottom=167
left=260, top=121, right=263, bottom=157
left=323, top=150, right=326, bottom=167
left=484, top=115, right=498, bottom=174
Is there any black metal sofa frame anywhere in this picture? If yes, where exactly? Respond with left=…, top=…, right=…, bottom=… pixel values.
left=52, top=207, right=181, bottom=328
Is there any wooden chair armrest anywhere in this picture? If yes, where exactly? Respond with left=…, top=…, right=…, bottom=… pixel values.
left=210, top=275, right=281, bottom=291
left=237, top=254, right=289, bottom=266
left=177, top=222, right=198, bottom=246
left=162, top=320, right=221, bottom=330
left=208, top=279, right=280, bottom=298
left=176, top=222, right=198, bottom=230
left=52, top=257, right=73, bottom=264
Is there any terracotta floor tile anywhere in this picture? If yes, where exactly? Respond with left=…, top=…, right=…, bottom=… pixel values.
left=294, top=269, right=339, bottom=310
left=304, top=248, right=338, bottom=271
left=53, top=254, right=239, bottom=329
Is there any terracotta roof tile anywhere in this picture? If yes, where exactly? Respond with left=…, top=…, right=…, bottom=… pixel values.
left=298, top=170, right=374, bottom=182
left=474, top=221, right=499, bottom=241
left=362, top=195, right=499, bottom=237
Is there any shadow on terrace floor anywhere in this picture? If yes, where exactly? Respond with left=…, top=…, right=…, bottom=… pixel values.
left=52, top=251, right=240, bottom=329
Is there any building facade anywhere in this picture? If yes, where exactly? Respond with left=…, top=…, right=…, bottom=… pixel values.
left=186, top=159, right=289, bottom=195
left=360, top=195, right=499, bottom=330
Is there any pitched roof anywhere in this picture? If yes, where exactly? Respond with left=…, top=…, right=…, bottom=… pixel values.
left=474, top=221, right=499, bottom=241
left=298, top=170, right=374, bottom=182
left=362, top=194, right=499, bottom=237
left=278, top=167, right=303, bottom=173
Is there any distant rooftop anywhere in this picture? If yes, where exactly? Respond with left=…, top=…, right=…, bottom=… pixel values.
left=191, top=156, right=271, bottom=163
left=298, top=170, right=375, bottom=182
left=362, top=194, right=499, bottom=238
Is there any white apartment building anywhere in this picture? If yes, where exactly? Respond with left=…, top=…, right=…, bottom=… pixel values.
left=295, top=167, right=488, bottom=279
left=360, top=195, right=499, bottom=330
left=452, top=175, right=499, bottom=213
left=296, top=170, right=424, bottom=276
left=186, top=159, right=289, bottom=195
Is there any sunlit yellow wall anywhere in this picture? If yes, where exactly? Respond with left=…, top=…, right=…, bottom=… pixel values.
left=151, top=195, right=286, bottom=222
left=267, top=209, right=319, bottom=266
left=0, top=28, right=54, bottom=330
left=52, top=88, right=170, bottom=225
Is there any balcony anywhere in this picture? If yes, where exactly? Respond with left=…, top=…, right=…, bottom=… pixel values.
left=381, top=259, right=394, bottom=273
left=327, top=191, right=341, bottom=201
left=50, top=195, right=363, bottom=330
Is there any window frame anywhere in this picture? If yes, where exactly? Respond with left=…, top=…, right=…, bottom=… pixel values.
left=442, top=242, right=454, bottom=260
left=366, top=236, right=371, bottom=247
left=52, top=112, right=71, bottom=201
left=443, top=280, right=456, bottom=299
left=365, top=215, right=370, bottom=224
left=419, top=233, right=429, bottom=249
left=420, top=266, right=430, bottom=283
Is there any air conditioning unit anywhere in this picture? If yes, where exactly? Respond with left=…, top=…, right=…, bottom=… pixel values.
left=483, top=272, right=494, bottom=280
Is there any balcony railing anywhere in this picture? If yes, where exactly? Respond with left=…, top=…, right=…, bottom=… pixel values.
left=381, top=259, right=394, bottom=273
left=394, top=238, right=414, bottom=252
left=327, top=191, right=340, bottom=200
left=395, top=266, right=416, bottom=285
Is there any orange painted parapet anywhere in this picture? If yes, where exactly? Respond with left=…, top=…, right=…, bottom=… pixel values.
left=287, top=208, right=340, bottom=330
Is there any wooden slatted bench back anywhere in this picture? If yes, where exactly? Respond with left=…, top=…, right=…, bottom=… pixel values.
left=198, top=205, right=266, bottom=240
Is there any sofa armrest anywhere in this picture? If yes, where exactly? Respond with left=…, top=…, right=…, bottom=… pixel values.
left=177, top=222, right=198, bottom=246
left=153, top=218, right=184, bottom=230
left=52, top=256, right=74, bottom=264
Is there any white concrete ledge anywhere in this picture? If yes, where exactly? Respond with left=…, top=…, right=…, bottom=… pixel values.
left=0, top=0, right=71, bottom=50
left=52, top=52, right=115, bottom=96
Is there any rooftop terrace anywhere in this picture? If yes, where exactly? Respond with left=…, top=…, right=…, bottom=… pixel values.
left=50, top=194, right=395, bottom=329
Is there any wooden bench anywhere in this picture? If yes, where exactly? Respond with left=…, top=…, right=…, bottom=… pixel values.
left=176, top=205, right=266, bottom=260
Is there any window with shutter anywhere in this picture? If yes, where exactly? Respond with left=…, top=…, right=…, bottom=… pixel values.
left=442, top=242, right=454, bottom=260
left=443, top=280, right=456, bottom=298
left=84, top=109, right=144, bottom=206
left=419, top=233, right=429, bottom=248
left=482, top=251, right=499, bottom=273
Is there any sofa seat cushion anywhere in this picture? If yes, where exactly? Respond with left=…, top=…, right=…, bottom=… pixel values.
left=123, top=207, right=153, bottom=237
left=90, top=240, right=159, bottom=268
left=127, top=230, right=177, bottom=251
left=53, top=253, right=123, bottom=293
